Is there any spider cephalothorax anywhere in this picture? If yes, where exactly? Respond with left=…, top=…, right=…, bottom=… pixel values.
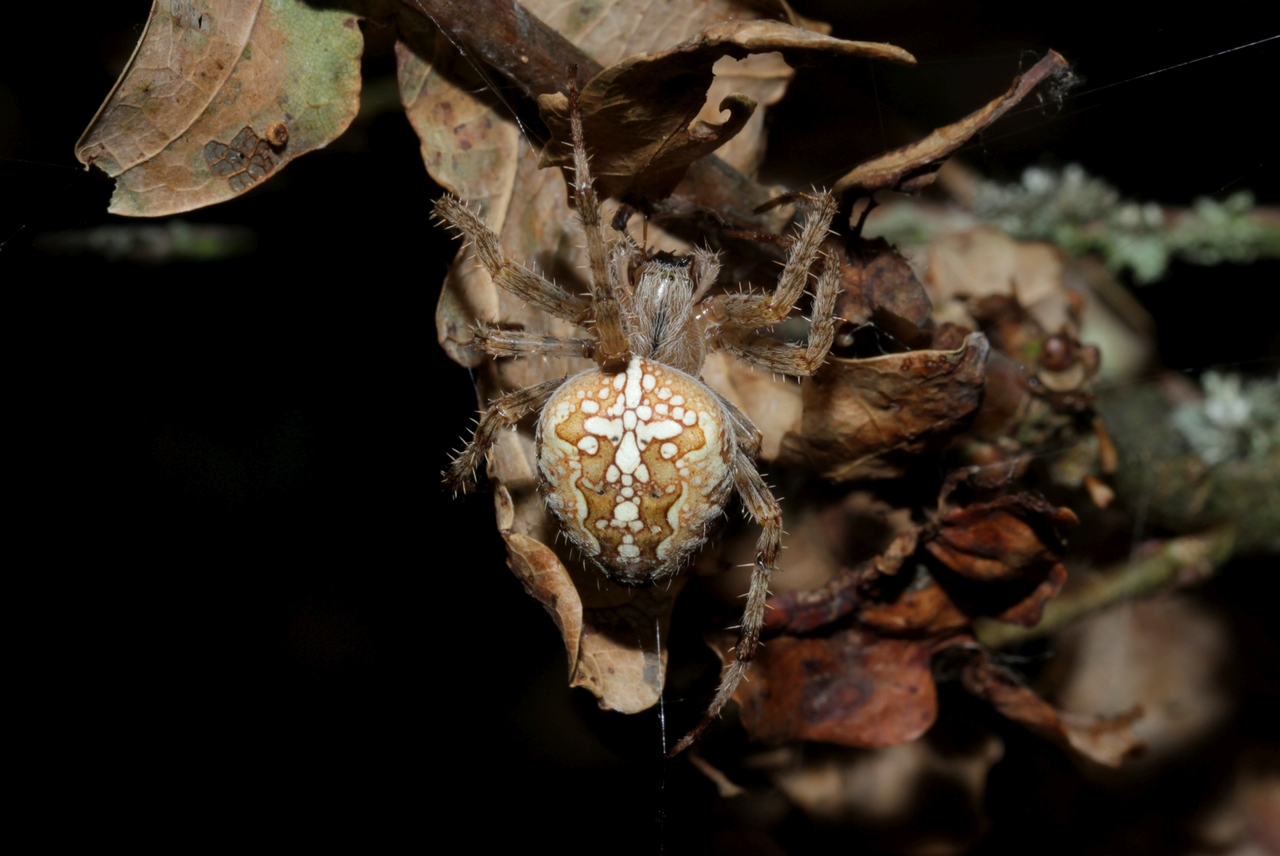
left=434, top=75, right=840, bottom=753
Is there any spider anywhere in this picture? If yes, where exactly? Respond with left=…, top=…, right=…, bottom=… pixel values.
left=433, top=75, right=840, bottom=755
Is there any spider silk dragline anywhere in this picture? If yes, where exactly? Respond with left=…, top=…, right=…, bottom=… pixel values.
left=434, top=73, right=840, bottom=755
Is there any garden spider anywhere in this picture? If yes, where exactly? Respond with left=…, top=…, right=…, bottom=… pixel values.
left=434, top=75, right=840, bottom=754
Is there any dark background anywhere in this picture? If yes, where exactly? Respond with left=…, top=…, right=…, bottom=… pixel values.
left=3, top=1, right=1276, bottom=850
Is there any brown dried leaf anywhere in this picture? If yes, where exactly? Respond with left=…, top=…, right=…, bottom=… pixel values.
left=765, top=736, right=1004, bottom=840
left=495, top=485, right=582, bottom=675
left=761, top=524, right=920, bottom=635
left=396, top=28, right=520, bottom=225
left=539, top=20, right=913, bottom=200
left=778, top=333, right=990, bottom=481
left=833, top=238, right=935, bottom=348
left=573, top=579, right=685, bottom=713
left=720, top=628, right=943, bottom=747
left=858, top=569, right=972, bottom=636
left=834, top=51, right=1070, bottom=197
left=961, top=649, right=1144, bottom=767
left=1054, top=595, right=1231, bottom=761
left=925, top=227, right=1075, bottom=338
left=990, top=562, right=1068, bottom=627
left=926, top=494, right=1078, bottom=582
left=76, top=0, right=363, bottom=216
left=763, top=568, right=867, bottom=636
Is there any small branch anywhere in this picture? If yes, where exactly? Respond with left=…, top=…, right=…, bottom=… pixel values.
left=974, top=526, right=1238, bottom=647
left=397, top=0, right=786, bottom=231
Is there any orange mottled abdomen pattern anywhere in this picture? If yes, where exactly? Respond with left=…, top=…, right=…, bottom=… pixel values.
left=537, top=357, right=734, bottom=584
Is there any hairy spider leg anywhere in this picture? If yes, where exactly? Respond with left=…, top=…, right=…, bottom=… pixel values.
left=566, top=70, right=632, bottom=364
left=473, top=322, right=596, bottom=360
left=704, top=192, right=839, bottom=332
left=716, top=251, right=842, bottom=376
left=669, top=443, right=782, bottom=756
left=444, top=376, right=567, bottom=492
left=432, top=195, right=590, bottom=326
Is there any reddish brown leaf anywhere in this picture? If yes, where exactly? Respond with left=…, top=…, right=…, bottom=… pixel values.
left=539, top=20, right=913, bottom=200
left=833, top=51, right=1070, bottom=197
left=724, top=628, right=942, bottom=747
left=763, top=527, right=919, bottom=635
left=763, top=568, right=866, bottom=636
left=961, top=649, right=1143, bottom=767
left=858, top=570, right=971, bottom=636
left=991, top=562, right=1068, bottom=627
left=927, top=494, right=1078, bottom=582
left=778, top=333, right=990, bottom=481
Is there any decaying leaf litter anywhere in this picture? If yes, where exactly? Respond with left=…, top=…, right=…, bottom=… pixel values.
left=76, top=0, right=1279, bottom=838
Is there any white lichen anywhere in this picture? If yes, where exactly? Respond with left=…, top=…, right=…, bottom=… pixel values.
left=1172, top=371, right=1280, bottom=465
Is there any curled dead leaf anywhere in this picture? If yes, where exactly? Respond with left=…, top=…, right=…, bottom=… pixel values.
left=496, top=486, right=583, bottom=675
left=926, top=493, right=1078, bottom=582
left=77, top=0, right=363, bottom=216
left=832, top=238, right=936, bottom=350
left=961, top=648, right=1144, bottom=767
left=539, top=20, right=914, bottom=201
left=763, top=567, right=867, bottom=636
left=573, top=581, right=684, bottom=714
left=703, top=351, right=802, bottom=463
left=925, top=227, right=1077, bottom=346
left=779, top=333, right=990, bottom=481
left=989, top=562, right=1068, bottom=627
left=834, top=51, right=1071, bottom=197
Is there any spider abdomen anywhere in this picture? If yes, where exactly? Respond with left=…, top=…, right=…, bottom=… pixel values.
left=537, top=356, right=734, bottom=586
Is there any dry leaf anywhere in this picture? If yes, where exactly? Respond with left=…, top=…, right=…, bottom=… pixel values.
left=988, top=562, right=1068, bottom=627
left=702, top=351, right=802, bottom=462
left=926, top=493, right=1078, bottom=582
left=538, top=20, right=914, bottom=200
left=925, top=226, right=1076, bottom=337
left=779, top=333, right=990, bottom=480
left=396, top=26, right=519, bottom=225
left=495, top=485, right=583, bottom=675
left=833, top=238, right=936, bottom=349
left=857, top=568, right=972, bottom=636
left=961, top=648, right=1144, bottom=767
left=76, top=0, right=363, bottom=216
left=1054, top=595, right=1232, bottom=761
left=762, top=528, right=921, bottom=635
left=719, top=628, right=943, bottom=747
left=834, top=51, right=1070, bottom=197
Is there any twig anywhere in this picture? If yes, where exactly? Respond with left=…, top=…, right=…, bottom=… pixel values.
left=396, top=0, right=786, bottom=231
left=973, top=526, right=1238, bottom=647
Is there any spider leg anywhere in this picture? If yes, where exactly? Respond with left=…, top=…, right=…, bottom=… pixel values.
left=609, top=239, right=640, bottom=333
left=433, top=195, right=590, bottom=326
left=474, top=322, right=595, bottom=360
left=709, top=388, right=763, bottom=458
left=704, top=192, right=838, bottom=331
left=567, top=72, right=632, bottom=363
left=444, top=376, right=566, bottom=492
left=715, top=251, right=841, bottom=377
left=690, top=246, right=722, bottom=303
left=669, top=445, right=781, bottom=756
